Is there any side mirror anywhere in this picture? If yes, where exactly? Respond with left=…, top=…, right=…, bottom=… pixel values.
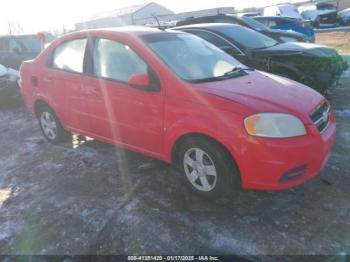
left=128, top=73, right=159, bottom=92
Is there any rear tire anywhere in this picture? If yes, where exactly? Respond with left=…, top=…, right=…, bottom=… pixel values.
left=38, top=105, right=69, bottom=144
left=175, top=136, right=240, bottom=199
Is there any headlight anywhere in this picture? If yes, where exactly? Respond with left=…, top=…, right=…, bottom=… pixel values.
left=244, top=113, right=307, bottom=138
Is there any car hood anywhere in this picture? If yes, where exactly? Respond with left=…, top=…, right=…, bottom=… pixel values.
left=195, top=71, right=324, bottom=121
left=253, top=42, right=338, bottom=57
left=264, top=28, right=307, bottom=40
left=339, top=9, right=350, bottom=18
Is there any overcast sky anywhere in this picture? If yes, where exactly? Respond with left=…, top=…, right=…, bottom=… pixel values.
left=0, top=0, right=304, bottom=34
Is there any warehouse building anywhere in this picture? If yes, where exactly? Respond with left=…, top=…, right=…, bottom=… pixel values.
left=75, top=2, right=174, bottom=30
left=75, top=2, right=235, bottom=30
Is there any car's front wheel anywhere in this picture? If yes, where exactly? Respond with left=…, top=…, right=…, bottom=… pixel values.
left=176, top=137, right=240, bottom=199
left=38, top=105, right=69, bottom=144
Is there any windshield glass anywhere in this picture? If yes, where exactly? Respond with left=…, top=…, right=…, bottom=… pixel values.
left=317, top=3, right=336, bottom=10
left=239, top=16, right=269, bottom=31
left=142, top=33, right=243, bottom=82
left=216, top=26, right=278, bottom=49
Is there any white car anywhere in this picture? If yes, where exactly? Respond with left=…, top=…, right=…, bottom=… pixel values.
left=298, top=3, right=337, bottom=27
left=263, top=4, right=303, bottom=20
left=338, top=8, right=350, bottom=25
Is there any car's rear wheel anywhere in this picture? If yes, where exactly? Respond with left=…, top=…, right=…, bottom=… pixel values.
left=38, top=105, right=69, bottom=144
left=176, top=136, right=240, bottom=199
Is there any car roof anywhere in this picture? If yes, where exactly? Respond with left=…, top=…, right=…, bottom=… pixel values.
left=176, top=14, right=239, bottom=24
left=255, top=16, right=298, bottom=21
left=174, top=23, right=242, bottom=31
left=73, top=26, right=171, bottom=37
left=255, top=16, right=291, bottom=19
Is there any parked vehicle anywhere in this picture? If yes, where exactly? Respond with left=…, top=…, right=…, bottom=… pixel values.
left=254, top=16, right=315, bottom=42
left=263, top=4, right=303, bottom=20
left=298, top=3, right=338, bottom=27
left=0, top=64, right=20, bottom=107
left=21, top=27, right=336, bottom=198
left=174, top=23, right=348, bottom=93
left=338, top=8, right=350, bottom=25
left=237, top=12, right=261, bottom=17
left=0, top=33, right=54, bottom=70
left=176, top=14, right=313, bottom=43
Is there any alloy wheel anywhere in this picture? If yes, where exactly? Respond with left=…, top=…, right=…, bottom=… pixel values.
left=183, top=148, right=218, bottom=192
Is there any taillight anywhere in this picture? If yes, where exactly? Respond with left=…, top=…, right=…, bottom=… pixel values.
left=296, top=22, right=305, bottom=28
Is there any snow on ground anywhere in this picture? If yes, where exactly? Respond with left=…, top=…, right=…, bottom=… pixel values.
left=0, top=72, right=350, bottom=256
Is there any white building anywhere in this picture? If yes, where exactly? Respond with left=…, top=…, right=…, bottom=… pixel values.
left=76, top=2, right=174, bottom=30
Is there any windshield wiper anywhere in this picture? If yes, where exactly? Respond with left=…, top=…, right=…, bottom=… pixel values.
left=222, top=66, right=254, bottom=77
left=189, top=66, right=254, bottom=83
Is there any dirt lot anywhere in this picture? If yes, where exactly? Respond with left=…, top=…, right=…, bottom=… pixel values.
left=0, top=33, right=350, bottom=256
left=316, top=31, right=350, bottom=54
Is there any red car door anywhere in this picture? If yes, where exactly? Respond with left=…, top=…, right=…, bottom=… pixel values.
left=83, top=38, right=164, bottom=155
left=48, top=38, right=91, bottom=133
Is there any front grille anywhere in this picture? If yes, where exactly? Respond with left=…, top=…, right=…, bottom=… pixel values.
left=310, top=102, right=330, bottom=132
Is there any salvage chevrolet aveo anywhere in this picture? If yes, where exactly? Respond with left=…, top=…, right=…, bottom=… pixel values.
left=20, top=27, right=336, bottom=198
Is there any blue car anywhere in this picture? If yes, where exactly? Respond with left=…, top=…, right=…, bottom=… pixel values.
left=254, top=16, right=315, bottom=42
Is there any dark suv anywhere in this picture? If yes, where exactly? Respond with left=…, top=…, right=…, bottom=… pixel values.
left=0, top=33, right=54, bottom=70
left=176, top=14, right=314, bottom=43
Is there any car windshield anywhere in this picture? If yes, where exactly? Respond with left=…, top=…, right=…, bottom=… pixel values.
left=216, top=26, right=278, bottom=50
left=317, top=4, right=336, bottom=10
left=142, top=33, right=244, bottom=82
left=239, top=16, right=269, bottom=31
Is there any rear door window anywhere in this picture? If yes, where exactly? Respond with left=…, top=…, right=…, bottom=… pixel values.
left=187, top=30, right=241, bottom=54
left=189, top=31, right=231, bottom=48
left=268, top=20, right=278, bottom=27
left=213, top=17, right=235, bottom=24
left=52, top=39, right=87, bottom=73
left=275, top=18, right=296, bottom=26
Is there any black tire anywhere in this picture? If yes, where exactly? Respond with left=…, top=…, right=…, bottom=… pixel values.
left=175, top=136, right=240, bottom=199
left=37, top=105, right=70, bottom=144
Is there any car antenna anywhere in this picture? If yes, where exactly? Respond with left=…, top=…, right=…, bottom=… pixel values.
left=152, top=14, right=165, bottom=30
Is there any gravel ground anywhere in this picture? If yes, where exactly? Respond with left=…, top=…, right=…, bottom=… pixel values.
left=316, top=31, right=350, bottom=54
left=0, top=63, right=350, bottom=256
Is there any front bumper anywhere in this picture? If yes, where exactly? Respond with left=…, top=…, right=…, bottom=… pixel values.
left=300, top=56, right=348, bottom=90
left=237, top=110, right=336, bottom=191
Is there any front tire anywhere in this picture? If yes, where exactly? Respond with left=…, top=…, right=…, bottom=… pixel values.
left=38, top=105, right=69, bottom=144
left=176, top=137, right=240, bottom=199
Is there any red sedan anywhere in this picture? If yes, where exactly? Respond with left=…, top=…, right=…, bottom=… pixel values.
left=20, top=27, right=336, bottom=198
